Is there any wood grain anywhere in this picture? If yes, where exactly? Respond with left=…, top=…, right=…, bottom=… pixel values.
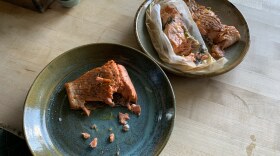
left=0, top=0, right=280, bottom=155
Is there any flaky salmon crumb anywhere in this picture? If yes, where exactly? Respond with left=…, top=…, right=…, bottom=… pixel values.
left=131, top=104, right=141, bottom=116
left=123, top=124, right=130, bottom=131
left=89, top=138, right=98, bottom=148
left=81, top=133, right=90, bottom=139
left=119, top=112, right=130, bottom=125
left=91, top=124, right=98, bottom=131
left=109, top=133, right=115, bottom=143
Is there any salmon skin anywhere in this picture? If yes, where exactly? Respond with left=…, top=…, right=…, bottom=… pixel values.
left=65, top=60, right=140, bottom=116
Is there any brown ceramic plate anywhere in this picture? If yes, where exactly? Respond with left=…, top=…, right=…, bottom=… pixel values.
left=135, top=0, right=250, bottom=77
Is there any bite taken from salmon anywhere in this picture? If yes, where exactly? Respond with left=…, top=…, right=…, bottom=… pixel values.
left=64, top=60, right=140, bottom=116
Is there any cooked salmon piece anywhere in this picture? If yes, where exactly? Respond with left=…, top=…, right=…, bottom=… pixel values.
left=91, top=124, right=97, bottom=131
left=118, top=112, right=130, bottom=125
left=89, top=138, right=98, bottom=148
left=81, top=132, right=90, bottom=139
left=185, top=0, right=241, bottom=59
left=109, top=133, right=115, bottom=143
left=123, top=124, right=130, bottom=132
left=161, top=6, right=200, bottom=56
left=65, top=60, right=140, bottom=116
left=131, top=104, right=141, bottom=116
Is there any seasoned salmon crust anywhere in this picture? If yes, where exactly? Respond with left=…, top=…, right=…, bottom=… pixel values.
left=65, top=60, right=140, bottom=116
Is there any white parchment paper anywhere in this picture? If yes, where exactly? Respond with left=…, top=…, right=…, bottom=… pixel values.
left=146, top=0, right=227, bottom=72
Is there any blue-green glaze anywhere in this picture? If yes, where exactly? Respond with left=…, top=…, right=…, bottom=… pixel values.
left=135, top=0, right=250, bottom=77
left=58, top=0, right=80, bottom=8
left=23, top=43, right=175, bottom=156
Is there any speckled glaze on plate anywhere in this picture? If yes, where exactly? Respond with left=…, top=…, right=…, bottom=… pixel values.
left=135, top=0, right=250, bottom=77
left=23, top=43, right=175, bottom=156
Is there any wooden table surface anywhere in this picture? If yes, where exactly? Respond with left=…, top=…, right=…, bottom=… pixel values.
left=0, top=0, right=280, bottom=155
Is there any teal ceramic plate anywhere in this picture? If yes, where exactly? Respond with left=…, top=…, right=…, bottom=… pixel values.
left=23, top=43, right=175, bottom=156
left=135, top=0, right=250, bottom=77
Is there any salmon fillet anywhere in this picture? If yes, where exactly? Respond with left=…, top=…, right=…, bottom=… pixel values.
left=161, top=5, right=200, bottom=56
left=65, top=60, right=139, bottom=116
left=160, top=5, right=209, bottom=62
left=185, top=0, right=241, bottom=59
